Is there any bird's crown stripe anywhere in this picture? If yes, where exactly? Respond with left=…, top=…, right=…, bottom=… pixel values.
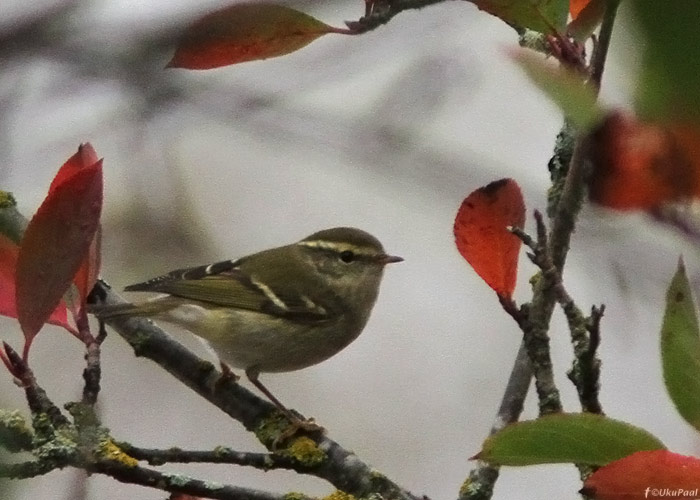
left=297, top=240, right=377, bottom=256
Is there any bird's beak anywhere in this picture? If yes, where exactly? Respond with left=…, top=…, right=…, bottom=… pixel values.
left=379, top=254, right=404, bottom=265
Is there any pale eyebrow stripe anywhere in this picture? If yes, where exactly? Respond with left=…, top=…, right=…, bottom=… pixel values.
left=297, top=240, right=376, bottom=256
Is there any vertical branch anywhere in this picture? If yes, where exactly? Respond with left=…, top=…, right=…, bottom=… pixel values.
left=590, top=0, right=621, bottom=90
left=549, top=0, right=620, bottom=269
left=77, top=306, right=102, bottom=406
left=458, top=342, right=532, bottom=500
left=567, top=305, right=604, bottom=414
left=2, top=343, right=69, bottom=428
left=527, top=0, right=620, bottom=414
left=463, top=4, right=621, bottom=497
left=82, top=339, right=102, bottom=406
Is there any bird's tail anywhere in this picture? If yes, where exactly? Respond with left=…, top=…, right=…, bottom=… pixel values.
left=88, top=297, right=182, bottom=320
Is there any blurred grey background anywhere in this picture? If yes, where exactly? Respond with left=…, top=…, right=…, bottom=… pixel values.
left=1, top=1, right=699, bottom=499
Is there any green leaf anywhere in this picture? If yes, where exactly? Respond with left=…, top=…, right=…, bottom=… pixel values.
left=661, top=258, right=700, bottom=431
left=470, top=0, right=569, bottom=34
left=633, top=0, right=700, bottom=123
left=511, top=49, right=604, bottom=130
left=478, top=413, right=665, bottom=466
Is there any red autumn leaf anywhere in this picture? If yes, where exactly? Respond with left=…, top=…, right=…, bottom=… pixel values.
left=582, top=450, right=700, bottom=500
left=16, top=154, right=103, bottom=346
left=48, top=143, right=103, bottom=309
left=588, top=112, right=700, bottom=210
left=167, top=3, right=348, bottom=69
left=454, top=178, right=526, bottom=298
left=72, top=225, right=101, bottom=308
left=0, top=234, right=74, bottom=333
left=48, top=143, right=99, bottom=195
left=568, top=0, right=606, bottom=41
left=570, top=0, right=592, bottom=19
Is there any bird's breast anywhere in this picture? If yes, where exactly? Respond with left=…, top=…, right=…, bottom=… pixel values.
left=182, top=307, right=367, bottom=373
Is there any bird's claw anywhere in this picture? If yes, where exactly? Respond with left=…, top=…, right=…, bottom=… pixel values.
left=271, top=417, right=325, bottom=450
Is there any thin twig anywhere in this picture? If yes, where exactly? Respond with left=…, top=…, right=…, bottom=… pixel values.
left=497, top=295, right=528, bottom=331
left=117, top=443, right=296, bottom=470
left=511, top=216, right=604, bottom=415
left=82, top=334, right=102, bottom=406
left=89, top=460, right=303, bottom=500
left=81, top=340, right=101, bottom=406
left=458, top=342, right=532, bottom=500
left=518, top=0, right=619, bottom=417
left=0, top=459, right=57, bottom=479
left=461, top=7, right=622, bottom=483
left=549, top=0, right=620, bottom=270
left=346, top=0, right=456, bottom=33
left=589, top=0, right=620, bottom=90
left=3, top=343, right=69, bottom=428
left=73, top=291, right=102, bottom=406
left=568, top=305, right=604, bottom=414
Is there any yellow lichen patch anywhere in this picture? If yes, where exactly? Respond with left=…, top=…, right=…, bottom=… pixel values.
left=0, top=191, right=16, bottom=208
left=322, top=490, right=356, bottom=500
left=459, top=475, right=490, bottom=498
left=98, top=439, right=138, bottom=467
left=254, top=413, right=292, bottom=446
left=0, top=409, right=33, bottom=452
left=284, top=492, right=310, bottom=500
left=283, top=436, right=326, bottom=466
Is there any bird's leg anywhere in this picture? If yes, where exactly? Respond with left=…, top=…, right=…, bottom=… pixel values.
left=245, top=368, right=324, bottom=446
left=214, top=361, right=240, bottom=393
left=219, top=361, right=240, bottom=382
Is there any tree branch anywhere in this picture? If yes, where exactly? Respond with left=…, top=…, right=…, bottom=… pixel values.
left=459, top=342, right=531, bottom=500
left=461, top=5, right=621, bottom=496
left=2, top=343, right=69, bottom=428
left=0, top=195, right=422, bottom=500
left=117, top=442, right=297, bottom=470
left=93, top=281, right=424, bottom=500
left=346, top=0, right=457, bottom=33
left=89, top=460, right=301, bottom=500
left=511, top=213, right=604, bottom=415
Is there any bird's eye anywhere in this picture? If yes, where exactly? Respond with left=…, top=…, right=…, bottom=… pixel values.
left=339, top=250, right=355, bottom=263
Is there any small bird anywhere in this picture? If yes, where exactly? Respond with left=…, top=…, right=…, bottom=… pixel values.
left=95, top=227, right=402, bottom=433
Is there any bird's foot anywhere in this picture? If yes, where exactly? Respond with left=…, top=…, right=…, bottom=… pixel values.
left=272, top=416, right=325, bottom=450
left=215, top=362, right=240, bottom=390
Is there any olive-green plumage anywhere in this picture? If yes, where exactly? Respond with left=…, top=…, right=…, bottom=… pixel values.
left=96, top=227, right=402, bottom=375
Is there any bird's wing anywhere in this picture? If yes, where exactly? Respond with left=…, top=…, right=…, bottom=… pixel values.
left=124, top=259, right=330, bottom=322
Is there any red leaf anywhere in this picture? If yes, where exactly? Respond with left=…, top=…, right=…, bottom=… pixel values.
left=568, top=0, right=606, bottom=41
left=49, top=143, right=103, bottom=313
left=570, top=0, right=592, bottom=19
left=167, top=3, right=346, bottom=69
left=48, top=143, right=99, bottom=195
left=582, top=450, right=700, bottom=500
left=72, top=225, right=102, bottom=309
left=16, top=156, right=102, bottom=345
left=0, top=234, right=73, bottom=333
left=454, top=178, right=526, bottom=298
left=589, top=112, right=700, bottom=210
